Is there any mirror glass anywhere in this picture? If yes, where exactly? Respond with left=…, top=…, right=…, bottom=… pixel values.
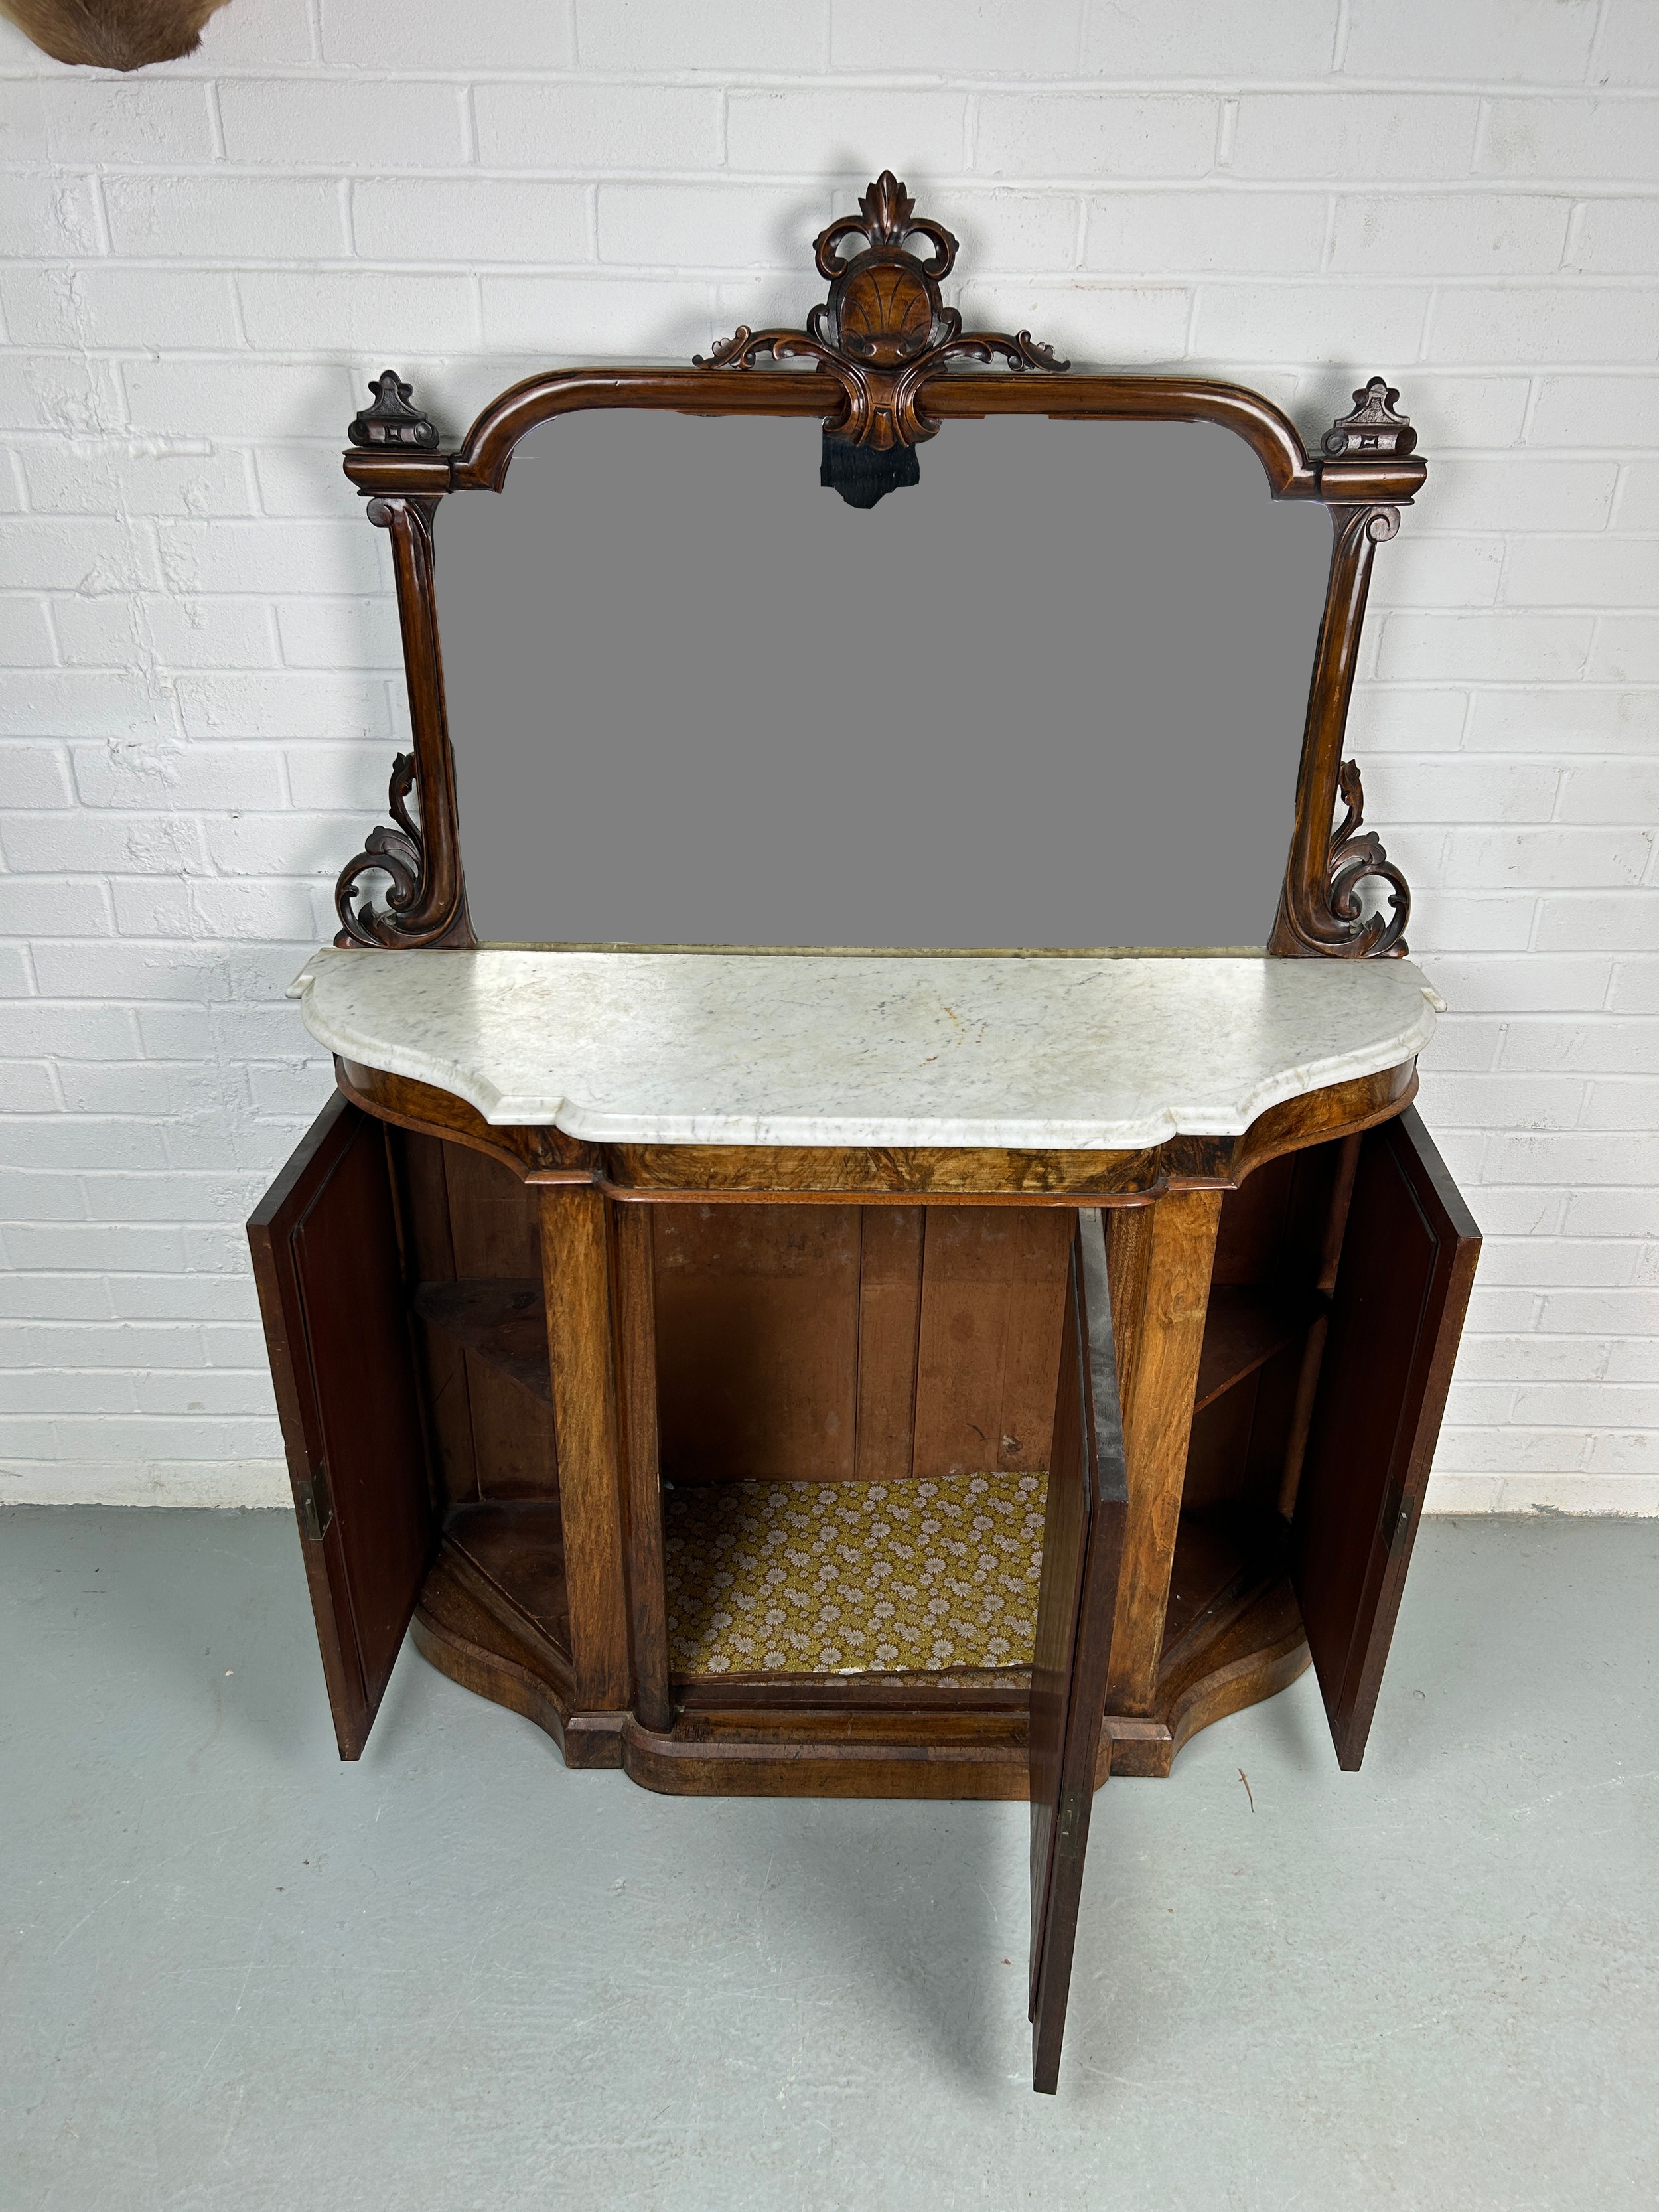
left=434, top=408, right=1331, bottom=950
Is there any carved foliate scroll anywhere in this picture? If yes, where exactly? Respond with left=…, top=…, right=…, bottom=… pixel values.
left=1326, top=758, right=1410, bottom=956
left=695, top=171, right=1068, bottom=457
left=335, top=749, right=424, bottom=946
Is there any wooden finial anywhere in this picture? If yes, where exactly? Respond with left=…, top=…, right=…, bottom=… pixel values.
left=349, top=371, right=440, bottom=451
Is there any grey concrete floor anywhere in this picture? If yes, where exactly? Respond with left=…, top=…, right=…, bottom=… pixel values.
left=1, top=1511, right=1655, bottom=2212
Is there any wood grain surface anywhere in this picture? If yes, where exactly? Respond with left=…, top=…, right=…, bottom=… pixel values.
left=248, top=1096, right=435, bottom=1759
left=1104, top=1188, right=1223, bottom=1713
left=539, top=1186, right=631, bottom=1709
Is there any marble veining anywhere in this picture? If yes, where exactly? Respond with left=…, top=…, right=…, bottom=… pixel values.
left=289, top=948, right=1438, bottom=1150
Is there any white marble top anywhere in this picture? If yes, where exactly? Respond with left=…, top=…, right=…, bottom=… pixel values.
left=291, top=947, right=1439, bottom=1151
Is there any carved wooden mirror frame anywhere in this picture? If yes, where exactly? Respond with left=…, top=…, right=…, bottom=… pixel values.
left=332, top=172, right=1424, bottom=964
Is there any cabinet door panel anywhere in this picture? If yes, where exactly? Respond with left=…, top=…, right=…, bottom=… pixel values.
left=1291, top=1107, right=1480, bottom=1772
left=249, top=1094, right=435, bottom=1759
left=1029, top=1209, right=1129, bottom=2095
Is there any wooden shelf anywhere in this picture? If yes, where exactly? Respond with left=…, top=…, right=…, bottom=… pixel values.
left=1194, top=1284, right=1321, bottom=1414
left=1159, top=1502, right=1287, bottom=1659
left=417, top=1272, right=1316, bottom=1453
left=444, top=1500, right=569, bottom=1653
left=413, top=1276, right=549, bottom=1404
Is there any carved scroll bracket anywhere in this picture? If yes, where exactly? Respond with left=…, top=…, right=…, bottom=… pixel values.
left=694, top=171, right=1068, bottom=455
left=334, top=490, right=473, bottom=949
left=1269, top=497, right=1412, bottom=960
left=1325, top=757, right=1410, bottom=956
left=335, top=745, right=423, bottom=946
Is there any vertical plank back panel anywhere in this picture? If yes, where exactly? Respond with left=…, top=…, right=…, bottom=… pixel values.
left=912, top=1207, right=1072, bottom=1478
left=441, top=1139, right=540, bottom=1276
left=392, top=1127, right=478, bottom=1507
left=1208, top=1155, right=1293, bottom=1287
left=652, top=1204, right=861, bottom=1482
left=853, top=1206, right=925, bottom=1481
left=439, top=1139, right=557, bottom=1499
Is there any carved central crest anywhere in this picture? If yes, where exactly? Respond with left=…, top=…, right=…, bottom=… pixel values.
left=814, top=171, right=957, bottom=370
left=695, top=171, right=1067, bottom=500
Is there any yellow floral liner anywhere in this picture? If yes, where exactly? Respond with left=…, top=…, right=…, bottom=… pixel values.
left=663, top=1471, right=1047, bottom=1678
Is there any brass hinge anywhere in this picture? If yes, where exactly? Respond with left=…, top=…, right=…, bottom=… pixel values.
left=1380, top=1479, right=1414, bottom=1552
left=297, top=1462, right=334, bottom=1542
left=1058, top=1789, right=1083, bottom=1853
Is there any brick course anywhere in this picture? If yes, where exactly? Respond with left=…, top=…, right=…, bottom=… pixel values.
left=1, top=0, right=1655, bottom=1509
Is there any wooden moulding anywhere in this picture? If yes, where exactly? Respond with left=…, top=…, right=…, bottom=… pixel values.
left=410, top=1501, right=1307, bottom=1796
left=340, top=367, right=1418, bottom=509
left=334, top=1053, right=1419, bottom=1203
left=336, top=1058, right=600, bottom=1183
left=411, top=1554, right=1309, bottom=1793
left=330, top=172, right=1425, bottom=965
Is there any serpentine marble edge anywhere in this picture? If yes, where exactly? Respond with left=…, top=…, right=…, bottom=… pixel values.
left=288, top=948, right=1440, bottom=1151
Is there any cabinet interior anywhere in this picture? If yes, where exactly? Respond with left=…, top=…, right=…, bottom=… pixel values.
left=392, top=1126, right=1355, bottom=1698
left=1157, top=1137, right=1356, bottom=1710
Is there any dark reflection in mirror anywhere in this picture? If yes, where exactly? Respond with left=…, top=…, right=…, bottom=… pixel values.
left=435, top=410, right=1331, bottom=950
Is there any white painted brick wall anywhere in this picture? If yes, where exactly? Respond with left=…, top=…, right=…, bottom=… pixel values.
left=1, top=0, right=1655, bottom=1509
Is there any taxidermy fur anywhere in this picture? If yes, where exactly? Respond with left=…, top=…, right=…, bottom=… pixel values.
left=1, top=0, right=234, bottom=70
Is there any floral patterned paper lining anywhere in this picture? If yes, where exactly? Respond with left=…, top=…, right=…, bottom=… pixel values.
left=663, top=1471, right=1047, bottom=1677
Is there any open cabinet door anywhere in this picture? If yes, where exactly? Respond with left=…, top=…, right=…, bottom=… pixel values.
left=1029, top=1208, right=1129, bottom=2095
left=1291, top=1106, right=1480, bottom=1773
left=248, top=1093, right=435, bottom=1760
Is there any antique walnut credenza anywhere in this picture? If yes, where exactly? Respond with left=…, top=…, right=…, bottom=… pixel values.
left=248, top=177, right=1480, bottom=2093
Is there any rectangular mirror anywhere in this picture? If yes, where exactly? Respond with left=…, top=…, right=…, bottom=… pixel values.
left=433, top=408, right=1331, bottom=951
